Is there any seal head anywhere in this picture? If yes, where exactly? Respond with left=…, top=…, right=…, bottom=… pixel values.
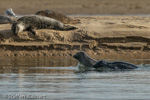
left=73, top=52, right=97, bottom=67
left=11, top=22, right=25, bottom=35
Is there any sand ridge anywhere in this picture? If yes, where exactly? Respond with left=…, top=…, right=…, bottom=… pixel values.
left=0, top=16, right=150, bottom=59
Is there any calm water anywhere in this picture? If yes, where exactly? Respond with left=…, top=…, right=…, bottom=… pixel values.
left=0, top=57, right=150, bottom=100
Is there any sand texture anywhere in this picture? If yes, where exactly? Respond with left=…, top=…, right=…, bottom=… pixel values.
left=0, top=16, right=150, bottom=59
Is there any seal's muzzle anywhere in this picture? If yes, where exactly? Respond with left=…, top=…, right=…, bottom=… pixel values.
left=73, top=55, right=78, bottom=59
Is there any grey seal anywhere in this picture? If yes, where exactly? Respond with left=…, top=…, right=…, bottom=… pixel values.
left=35, top=10, right=80, bottom=24
left=5, top=8, right=16, bottom=17
left=11, top=15, right=77, bottom=35
left=73, top=52, right=97, bottom=68
left=0, top=15, right=15, bottom=24
left=73, top=52, right=138, bottom=70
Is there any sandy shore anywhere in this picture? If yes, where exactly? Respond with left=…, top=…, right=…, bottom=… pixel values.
left=0, top=16, right=150, bottom=59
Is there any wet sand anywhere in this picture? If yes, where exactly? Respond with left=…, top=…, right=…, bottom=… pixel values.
left=0, top=16, right=150, bottom=59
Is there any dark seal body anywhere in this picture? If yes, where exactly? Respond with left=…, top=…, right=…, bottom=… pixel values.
left=73, top=52, right=138, bottom=70
left=93, top=60, right=138, bottom=70
left=11, top=15, right=76, bottom=35
left=35, top=10, right=80, bottom=24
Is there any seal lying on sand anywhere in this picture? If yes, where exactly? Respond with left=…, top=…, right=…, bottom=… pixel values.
left=11, top=15, right=77, bottom=35
left=0, top=15, right=15, bottom=24
left=5, top=8, right=16, bottom=17
left=73, top=52, right=138, bottom=70
left=35, top=10, right=80, bottom=24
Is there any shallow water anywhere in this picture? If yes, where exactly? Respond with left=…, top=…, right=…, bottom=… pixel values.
left=0, top=57, right=150, bottom=100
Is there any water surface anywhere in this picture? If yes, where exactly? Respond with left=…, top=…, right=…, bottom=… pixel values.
left=0, top=57, right=150, bottom=100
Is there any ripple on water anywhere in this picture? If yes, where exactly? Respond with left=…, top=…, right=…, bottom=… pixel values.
left=0, top=58, right=150, bottom=100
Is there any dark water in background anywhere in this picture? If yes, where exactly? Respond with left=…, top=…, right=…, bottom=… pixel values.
left=0, top=57, right=150, bottom=100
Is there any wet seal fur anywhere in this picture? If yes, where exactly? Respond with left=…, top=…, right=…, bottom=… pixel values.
left=35, top=10, right=80, bottom=24
left=73, top=52, right=97, bottom=68
left=73, top=52, right=138, bottom=70
left=0, top=15, right=15, bottom=24
left=11, top=15, right=77, bottom=35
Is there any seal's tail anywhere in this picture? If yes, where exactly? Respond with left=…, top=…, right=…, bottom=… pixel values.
left=63, top=25, right=77, bottom=31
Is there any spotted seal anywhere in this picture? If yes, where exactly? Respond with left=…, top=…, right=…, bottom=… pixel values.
left=11, top=15, right=77, bottom=35
left=35, top=10, right=80, bottom=24
left=0, top=15, right=15, bottom=24
left=73, top=52, right=138, bottom=70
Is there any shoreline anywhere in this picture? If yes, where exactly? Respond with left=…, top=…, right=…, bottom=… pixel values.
left=0, top=16, right=150, bottom=59
left=69, top=14, right=150, bottom=17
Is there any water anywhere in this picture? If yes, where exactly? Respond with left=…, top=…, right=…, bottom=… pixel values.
left=0, top=57, right=150, bottom=100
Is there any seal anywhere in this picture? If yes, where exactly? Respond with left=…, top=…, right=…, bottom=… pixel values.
left=93, top=60, right=138, bottom=70
left=35, top=10, right=80, bottom=24
left=0, top=15, right=15, bottom=24
left=73, top=52, right=138, bottom=70
left=73, top=52, right=97, bottom=68
left=11, top=15, right=77, bottom=35
left=5, top=8, right=16, bottom=17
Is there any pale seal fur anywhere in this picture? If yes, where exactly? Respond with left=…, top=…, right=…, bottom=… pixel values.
left=5, top=8, right=16, bottom=17
left=11, top=15, right=77, bottom=35
left=35, top=10, right=80, bottom=24
left=0, top=15, right=15, bottom=24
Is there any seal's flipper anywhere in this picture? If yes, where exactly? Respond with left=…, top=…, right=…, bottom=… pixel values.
left=26, top=27, right=37, bottom=35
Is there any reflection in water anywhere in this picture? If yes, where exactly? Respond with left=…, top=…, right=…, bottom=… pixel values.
left=0, top=56, right=76, bottom=67
left=0, top=56, right=77, bottom=74
left=0, top=57, right=150, bottom=100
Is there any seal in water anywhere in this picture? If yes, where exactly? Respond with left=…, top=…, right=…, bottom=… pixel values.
left=73, top=52, right=138, bottom=70
left=73, top=52, right=97, bottom=68
left=35, top=10, right=80, bottom=24
left=11, top=15, right=77, bottom=35
left=0, top=15, right=15, bottom=24
left=93, top=60, right=138, bottom=70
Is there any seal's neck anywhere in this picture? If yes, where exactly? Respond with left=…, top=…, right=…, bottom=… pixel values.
left=85, top=55, right=97, bottom=67
left=79, top=54, right=97, bottom=67
left=17, top=22, right=25, bottom=32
